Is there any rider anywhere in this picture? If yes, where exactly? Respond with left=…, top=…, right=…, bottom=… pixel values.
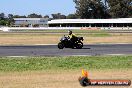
left=68, top=30, right=77, bottom=45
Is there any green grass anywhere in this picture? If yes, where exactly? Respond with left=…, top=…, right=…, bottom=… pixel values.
left=0, top=56, right=131, bottom=72
left=0, top=29, right=111, bottom=37
left=1, top=29, right=132, bottom=37
left=2, top=29, right=132, bottom=37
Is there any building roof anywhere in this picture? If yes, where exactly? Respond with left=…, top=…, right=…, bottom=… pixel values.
left=48, top=18, right=132, bottom=24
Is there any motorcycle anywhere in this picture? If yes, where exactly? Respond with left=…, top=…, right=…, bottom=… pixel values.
left=58, top=35, right=84, bottom=49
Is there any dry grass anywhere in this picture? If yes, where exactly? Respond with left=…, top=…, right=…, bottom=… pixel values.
left=85, top=36, right=132, bottom=44
left=0, top=35, right=60, bottom=45
left=0, top=70, right=131, bottom=88
left=0, top=33, right=132, bottom=45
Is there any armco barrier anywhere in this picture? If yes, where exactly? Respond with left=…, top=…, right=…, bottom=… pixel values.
left=1, top=27, right=132, bottom=32
left=101, top=27, right=132, bottom=30
left=1, top=27, right=81, bottom=31
left=81, top=27, right=101, bottom=30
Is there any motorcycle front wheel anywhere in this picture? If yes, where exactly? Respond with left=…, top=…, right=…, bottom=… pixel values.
left=58, top=42, right=64, bottom=49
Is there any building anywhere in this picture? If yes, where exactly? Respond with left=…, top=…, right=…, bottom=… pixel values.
left=13, top=18, right=49, bottom=27
left=48, top=18, right=132, bottom=28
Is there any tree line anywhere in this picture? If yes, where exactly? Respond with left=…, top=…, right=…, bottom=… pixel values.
left=0, top=0, right=132, bottom=26
left=0, top=13, right=78, bottom=26
left=74, top=0, right=132, bottom=19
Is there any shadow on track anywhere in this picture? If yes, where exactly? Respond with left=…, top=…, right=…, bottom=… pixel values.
left=82, top=48, right=91, bottom=49
left=71, top=48, right=91, bottom=49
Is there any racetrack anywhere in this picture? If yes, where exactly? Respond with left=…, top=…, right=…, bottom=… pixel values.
left=0, top=44, right=132, bottom=56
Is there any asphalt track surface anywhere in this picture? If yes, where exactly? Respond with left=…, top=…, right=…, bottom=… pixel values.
left=0, top=44, right=132, bottom=56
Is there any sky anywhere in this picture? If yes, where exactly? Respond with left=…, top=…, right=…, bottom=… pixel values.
left=0, top=0, right=76, bottom=16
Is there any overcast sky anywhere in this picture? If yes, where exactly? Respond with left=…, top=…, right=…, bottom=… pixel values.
left=0, top=0, right=76, bottom=16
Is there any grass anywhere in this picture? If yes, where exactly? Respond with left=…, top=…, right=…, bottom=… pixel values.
left=0, top=56, right=131, bottom=88
left=0, top=29, right=114, bottom=36
left=0, top=29, right=110, bottom=36
left=1, top=30, right=132, bottom=45
left=0, top=56, right=131, bottom=72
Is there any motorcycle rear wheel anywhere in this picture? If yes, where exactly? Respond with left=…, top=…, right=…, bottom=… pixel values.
left=76, top=42, right=83, bottom=49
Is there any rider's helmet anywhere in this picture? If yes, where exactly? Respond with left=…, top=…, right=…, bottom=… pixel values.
left=68, top=30, right=72, bottom=35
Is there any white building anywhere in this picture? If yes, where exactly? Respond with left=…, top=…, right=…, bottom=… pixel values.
left=48, top=18, right=132, bottom=28
left=13, top=18, right=49, bottom=27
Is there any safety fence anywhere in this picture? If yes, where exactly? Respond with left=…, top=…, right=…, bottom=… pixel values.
left=0, top=27, right=132, bottom=32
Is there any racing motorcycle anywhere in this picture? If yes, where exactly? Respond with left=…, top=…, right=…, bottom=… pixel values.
left=58, top=35, right=84, bottom=49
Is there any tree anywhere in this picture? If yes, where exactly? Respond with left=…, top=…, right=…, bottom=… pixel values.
left=73, top=0, right=110, bottom=19
left=8, top=14, right=13, bottom=19
left=8, top=14, right=14, bottom=26
left=107, top=0, right=132, bottom=18
left=44, top=15, right=49, bottom=18
left=0, top=20, right=8, bottom=26
left=60, top=15, right=66, bottom=19
left=52, top=13, right=66, bottom=19
left=74, top=0, right=91, bottom=18
left=0, top=13, right=11, bottom=26
left=0, top=13, right=5, bottom=20
left=13, top=15, right=26, bottom=18
left=27, top=13, right=42, bottom=18
left=66, top=14, right=78, bottom=19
